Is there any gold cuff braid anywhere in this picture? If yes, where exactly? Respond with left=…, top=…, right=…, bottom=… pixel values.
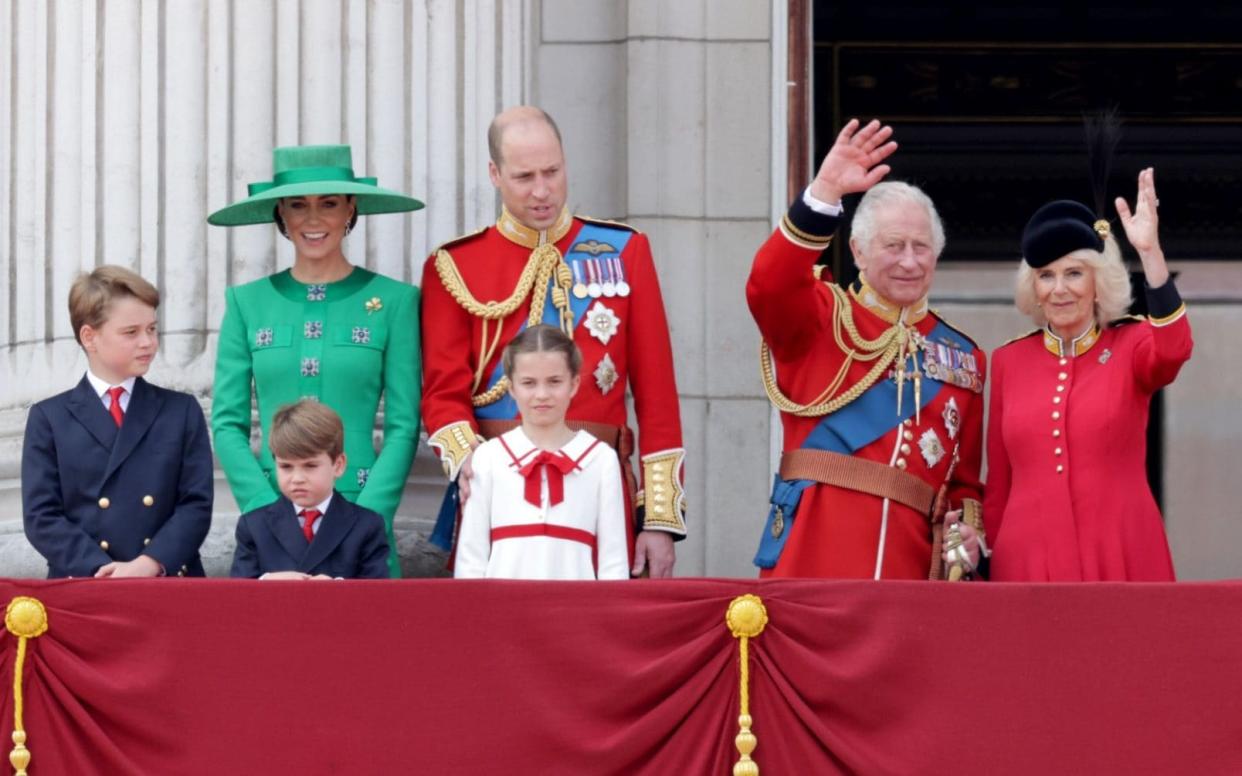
left=429, top=421, right=480, bottom=480
left=961, top=498, right=984, bottom=541
left=638, top=449, right=687, bottom=535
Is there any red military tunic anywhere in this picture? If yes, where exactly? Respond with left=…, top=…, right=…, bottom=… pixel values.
left=421, top=206, right=686, bottom=539
left=747, top=197, right=985, bottom=579
left=985, top=282, right=1192, bottom=581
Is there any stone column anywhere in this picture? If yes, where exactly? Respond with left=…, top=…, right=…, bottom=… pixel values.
left=530, top=0, right=782, bottom=576
left=0, top=0, right=528, bottom=577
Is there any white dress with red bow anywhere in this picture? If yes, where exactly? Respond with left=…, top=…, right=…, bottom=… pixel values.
left=454, top=427, right=629, bottom=580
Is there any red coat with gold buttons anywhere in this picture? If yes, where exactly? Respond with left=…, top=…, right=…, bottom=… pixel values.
left=747, top=202, right=986, bottom=580
left=984, top=292, right=1192, bottom=581
left=420, top=208, right=686, bottom=538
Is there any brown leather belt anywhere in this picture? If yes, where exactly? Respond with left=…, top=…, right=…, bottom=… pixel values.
left=779, top=448, right=936, bottom=516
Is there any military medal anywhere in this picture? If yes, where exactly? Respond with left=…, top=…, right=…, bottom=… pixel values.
left=601, top=256, right=617, bottom=297
left=942, top=397, right=961, bottom=441
left=612, top=257, right=631, bottom=297
left=919, top=428, right=945, bottom=467
left=571, top=261, right=589, bottom=299
left=594, top=353, right=619, bottom=394
left=586, top=259, right=602, bottom=298
left=585, top=301, right=621, bottom=345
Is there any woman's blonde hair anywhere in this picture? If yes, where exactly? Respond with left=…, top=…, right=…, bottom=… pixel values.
left=1015, top=234, right=1133, bottom=328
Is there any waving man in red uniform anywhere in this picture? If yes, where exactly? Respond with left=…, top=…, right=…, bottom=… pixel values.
left=421, top=106, right=685, bottom=577
left=748, top=119, right=987, bottom=579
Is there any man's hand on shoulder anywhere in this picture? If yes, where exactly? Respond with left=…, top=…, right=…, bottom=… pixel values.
left=632, top=531, right=675, bottom=579
left=808, top=118, right=898, bottom=205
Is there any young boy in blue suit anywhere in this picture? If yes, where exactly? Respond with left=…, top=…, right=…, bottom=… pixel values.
left=230, top=399, right=390, bottom=579
left=22, top=266, right=214, bottom=578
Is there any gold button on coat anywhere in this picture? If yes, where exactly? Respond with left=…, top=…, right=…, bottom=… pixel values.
left=98, top=497, right=110, bottom=509
left=143, top=495, right=154, bottom=507
left=143, top=537, right=151, bottom=546
left=100, top=540, right=110, bottom=551
left=895, top=458, right=907, bottom=470
left=1056, top=465, right=1064, bottom=473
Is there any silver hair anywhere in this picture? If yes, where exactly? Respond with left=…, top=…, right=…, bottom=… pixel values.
left=849, top=181, right=947, bottom=258
left=1014, top=234, right=1133, bottom=328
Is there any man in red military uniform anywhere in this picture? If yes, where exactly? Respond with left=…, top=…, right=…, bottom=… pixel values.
left=747, top=119, right=986, bottom=579
left=421, top=106, right=685, bottom=577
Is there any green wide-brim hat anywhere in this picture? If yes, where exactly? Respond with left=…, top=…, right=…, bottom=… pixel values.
left=207, top=144, right=424, bottom=226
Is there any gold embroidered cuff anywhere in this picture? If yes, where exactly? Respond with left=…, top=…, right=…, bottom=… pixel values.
left=1149, top=303, right=1187, bottom=328
left=779, top=216, right=834, bottom=251
left=637, top=449, right=687, bottom=536
left=960, top=498, right=989, bottom=558
left=429, top=421, right=480, bottom=480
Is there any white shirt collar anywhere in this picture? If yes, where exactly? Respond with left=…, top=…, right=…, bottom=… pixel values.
left=85, top=370, right=137, bottom=399
left=295, top=493, right=334, bottom=518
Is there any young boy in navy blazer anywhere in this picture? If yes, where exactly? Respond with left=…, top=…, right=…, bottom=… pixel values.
left=230, top=399, right=390, bottom=579
left=22, top=266, right=214, bottom=578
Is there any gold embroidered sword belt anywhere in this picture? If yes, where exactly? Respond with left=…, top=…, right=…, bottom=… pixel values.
left=778, top=449, right=937, bottom=517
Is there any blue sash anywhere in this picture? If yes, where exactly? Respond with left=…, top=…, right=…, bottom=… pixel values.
left=753, top=319, right=972, bottom=568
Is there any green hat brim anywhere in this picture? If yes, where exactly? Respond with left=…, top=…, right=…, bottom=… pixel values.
left=207, top=181, right=424, bottom=226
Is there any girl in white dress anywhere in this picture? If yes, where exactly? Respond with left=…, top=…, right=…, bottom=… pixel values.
left=454, top=325, right=629, bottom=579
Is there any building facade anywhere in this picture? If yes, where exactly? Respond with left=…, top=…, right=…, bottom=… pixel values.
left=2, top=1, right=1238, bottom=578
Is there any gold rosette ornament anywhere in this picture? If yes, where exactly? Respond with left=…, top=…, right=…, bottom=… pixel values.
left=726, top=594, right=768, bottom=776
left=6, top=597, right=49, bottom=776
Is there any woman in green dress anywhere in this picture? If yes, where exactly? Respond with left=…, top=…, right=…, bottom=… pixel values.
left=208, top=145, right=423, bottom=577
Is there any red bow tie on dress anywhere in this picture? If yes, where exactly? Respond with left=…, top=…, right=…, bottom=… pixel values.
left=517, top=450, right=578, bottom=508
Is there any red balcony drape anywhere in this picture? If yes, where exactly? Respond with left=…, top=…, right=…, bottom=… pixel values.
left=2, top=578, right=1241, bottom=775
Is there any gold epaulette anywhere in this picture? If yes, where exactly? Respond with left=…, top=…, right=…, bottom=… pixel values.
left=999, top=328, right=1042, bottom=348
left=577, top=214, right=640, bottom=234
left=433, top=226, right=488, bottom=254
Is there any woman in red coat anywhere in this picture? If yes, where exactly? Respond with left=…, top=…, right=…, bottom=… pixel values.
left=985, top=168, right=1192, bottom=581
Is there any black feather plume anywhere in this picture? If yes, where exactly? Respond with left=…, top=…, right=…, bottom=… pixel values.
left=1083, top=108, right=1123, bottom=218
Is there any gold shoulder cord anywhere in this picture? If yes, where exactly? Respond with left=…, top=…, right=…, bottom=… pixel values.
left=434, top=243, right=574, bottom=406
left=760, top=283, right=911, bottom=417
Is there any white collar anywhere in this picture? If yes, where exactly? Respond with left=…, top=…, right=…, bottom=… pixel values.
left=500, top=426, right=595, bottom=462
left=85, top=370, right=137, bottom=399
left=294, top=493, right=334, bottom=517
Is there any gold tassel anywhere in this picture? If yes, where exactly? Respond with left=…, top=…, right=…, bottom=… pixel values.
left=726, top=595, right=769, bottom=776
left=6, top=597, right=48, bottom=776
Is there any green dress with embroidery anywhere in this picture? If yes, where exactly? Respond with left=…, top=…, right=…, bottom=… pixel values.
left=212, top=267, right=421, bottom=577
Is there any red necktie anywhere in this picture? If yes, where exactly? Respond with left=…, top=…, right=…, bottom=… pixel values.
left=107, top=386, right=126, bottom=427
left=300, top=509, right=321, bottom=543
left=517, top=451, right=578, bottom=508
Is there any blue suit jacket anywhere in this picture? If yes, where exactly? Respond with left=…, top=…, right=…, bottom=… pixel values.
left=230, top=492, right=390, bottom=579
left=22, top=376, right=214, bottom=578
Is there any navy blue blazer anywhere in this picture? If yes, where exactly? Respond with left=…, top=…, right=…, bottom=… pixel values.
left=230, top=492, right=390, bottom=579
left=22, top=376, right=214, bottom=578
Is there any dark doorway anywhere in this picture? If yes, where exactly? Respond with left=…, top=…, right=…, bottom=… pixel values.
left=805, top=3, right=1236, bottom=509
